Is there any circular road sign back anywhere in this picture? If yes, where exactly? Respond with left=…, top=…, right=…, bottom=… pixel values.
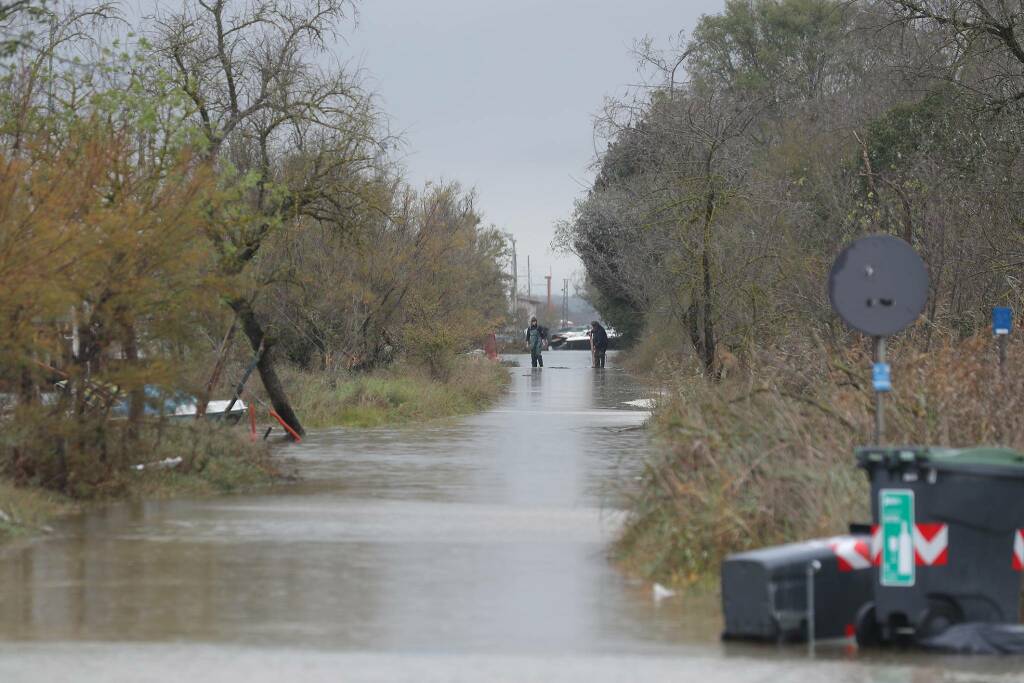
left=828, top=235, right=929, bottom=337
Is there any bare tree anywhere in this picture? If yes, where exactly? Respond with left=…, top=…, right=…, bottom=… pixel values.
left=884, top=0, right=1024, bottom=109
left=0, top=0, right=46, bottom=57
left=148, top=0, right=384, bottom=436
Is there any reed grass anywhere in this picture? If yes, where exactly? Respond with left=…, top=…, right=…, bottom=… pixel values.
left=617, top=333, right=1024, bottom=586
left=0, top=479, right=74, bottom=542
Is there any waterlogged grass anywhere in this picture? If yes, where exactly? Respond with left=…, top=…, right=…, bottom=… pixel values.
left=123, top=424, right=283, bottom=499
left=286, top=357, right=510, bottom=429
left=0, top=480, right=74, bottom=542
left=1, top=424, right=281, bottom=546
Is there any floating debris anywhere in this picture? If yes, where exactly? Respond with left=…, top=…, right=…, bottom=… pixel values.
left=623, top=398, right=656, bottom=410
left=652, top=582, right=676, bottom=602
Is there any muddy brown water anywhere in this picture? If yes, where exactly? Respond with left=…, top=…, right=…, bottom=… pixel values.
left=1, top=351, right=1021, bottom=681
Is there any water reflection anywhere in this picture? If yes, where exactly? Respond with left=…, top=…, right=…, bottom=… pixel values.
left=0, top=351, right=676, bottom=653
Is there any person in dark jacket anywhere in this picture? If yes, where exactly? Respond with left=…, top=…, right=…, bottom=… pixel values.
left=525, top=317, right=547, bottom=367
left=590, top=321, right=609, bottom=368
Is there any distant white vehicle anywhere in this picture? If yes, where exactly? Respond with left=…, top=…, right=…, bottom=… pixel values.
left=550, top=324, right=620, bottom=350
left=549, top=325, right=588, bottom=349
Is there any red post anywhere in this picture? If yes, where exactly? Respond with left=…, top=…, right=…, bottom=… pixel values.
left=485, top=332, right=498, bottom=360
left=269, top=409, right=302, bottom=442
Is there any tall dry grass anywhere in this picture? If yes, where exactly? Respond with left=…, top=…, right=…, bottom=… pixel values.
left=2, top=416, right=279, bottom=501
left=282, top=356, right=510, bottom=429
left=617, top=333, right=1024, bottom=585
left=0, top=480, right=73, bottom=542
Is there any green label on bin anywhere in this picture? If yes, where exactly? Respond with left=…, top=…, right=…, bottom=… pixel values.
left=880, top=489, right=915, bottom=587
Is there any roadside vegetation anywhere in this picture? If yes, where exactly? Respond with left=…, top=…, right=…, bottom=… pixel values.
left=1, top=424, right=279, bottom=542
left=557, top=0, right=1024, bottom=584
left=286, top=357, right=510, bottom=429
left=0, top=0, right=510, bottom=528
left=618, top=333, right=1024, bottom=584
left=0, top=480, right=72, bottom=543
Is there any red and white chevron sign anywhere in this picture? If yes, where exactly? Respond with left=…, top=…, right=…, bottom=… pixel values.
left=1013, top=529, right=1024, bottom=571
left=829, top=537, right=872, bottom=572
left=869, top=524, right=948, bottom=567
left=913, top=523, right=948, bottom=566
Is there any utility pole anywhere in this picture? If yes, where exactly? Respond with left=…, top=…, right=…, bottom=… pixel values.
left=545, top=272, right=552, bottom=318
left=509, top=236, right=518, bottom=319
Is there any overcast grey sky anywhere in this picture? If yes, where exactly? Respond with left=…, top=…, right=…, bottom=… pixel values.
left=344, top=0, right=724, bottom=294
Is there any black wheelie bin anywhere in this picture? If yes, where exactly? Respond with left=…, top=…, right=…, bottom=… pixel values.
left=855, top=446, right=1024, bottom=645
left=722, top=531, right=874, bottom=642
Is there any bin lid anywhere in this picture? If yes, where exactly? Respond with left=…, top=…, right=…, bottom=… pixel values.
left=926, top=447, right=1024, bottom=468
left=857, top=446, right=1024, bottom=475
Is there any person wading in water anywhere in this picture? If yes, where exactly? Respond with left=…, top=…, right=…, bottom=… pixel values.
left=525, top=317, right=547, bottom=368
left=589, top=321, right=609, bottom=368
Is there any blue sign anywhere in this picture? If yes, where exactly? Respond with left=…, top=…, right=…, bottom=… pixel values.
left=873, top=362, right=892, bottom=392
left=993, top=307, right=1013, bottom=336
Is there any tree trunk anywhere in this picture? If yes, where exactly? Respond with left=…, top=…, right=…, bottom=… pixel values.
left=687, top=297, right=705, bottom=362
left=700, top=185, right=717, bottom=378
left=231, top=297, right=305, bottom=438
left=124, top=321, right=144, bottom=448
left=701, top=246, right=717, bottom=377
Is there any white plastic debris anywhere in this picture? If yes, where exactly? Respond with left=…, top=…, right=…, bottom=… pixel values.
left=132, top=456, right=183, bottom=472
left=623, top=398, right=657, bottom=410
left=652, top=583, right=676, bottom=602
left=173, top=399, right=246, bottom=417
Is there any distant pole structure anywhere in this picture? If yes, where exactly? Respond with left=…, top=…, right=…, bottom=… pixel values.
left=545, top=272, right=552, bottom=317
left=508, top=236, right=518, bottom=318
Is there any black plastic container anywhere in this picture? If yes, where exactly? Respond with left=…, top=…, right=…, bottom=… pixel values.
left=855, top=446, right=1024, bottom=644
left=721, top=532, right=874, bottom=642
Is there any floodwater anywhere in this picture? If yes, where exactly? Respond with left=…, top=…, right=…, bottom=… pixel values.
left=1, top=351, right=1022, bottom=682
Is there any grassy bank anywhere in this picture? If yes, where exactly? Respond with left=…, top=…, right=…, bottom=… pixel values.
left=0, top=480, right=73, bottom=543
left=283, top=356, right=510, bottom=429
left=120, top=423, right=283, bottom=499
left=616, top=333, right=1024, bottom=587
left=1, top=423, right=281, bottom=545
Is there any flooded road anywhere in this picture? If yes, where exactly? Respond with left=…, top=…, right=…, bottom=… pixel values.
left=1, top=351, right=1023, bottom=681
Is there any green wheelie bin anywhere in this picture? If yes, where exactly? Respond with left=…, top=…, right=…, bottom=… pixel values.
left=855, top=446, right=1024, bottom=645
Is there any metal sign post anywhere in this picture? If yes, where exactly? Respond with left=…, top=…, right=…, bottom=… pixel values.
left=872, top=337, right=890, bottom=445
left=829, top=235, right=928, bottom=446
left=993, top=307, right=1012, bottom=378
